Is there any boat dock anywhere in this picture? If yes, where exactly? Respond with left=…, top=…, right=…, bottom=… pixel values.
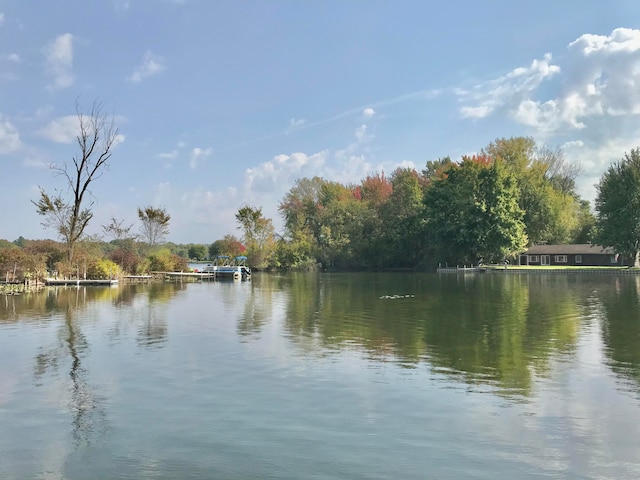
left=437, top=266, right=485, bottom=273
left=45, top=279, right=119, bottom=286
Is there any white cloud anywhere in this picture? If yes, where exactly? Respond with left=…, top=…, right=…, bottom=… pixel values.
left=0, top=116, right=21, bottom=153
left=189, top=147, right=212, bottom=170
left=38, top=116, right=125, bottom=147
left=157, top=150, right=179, bottom=160
left=460, top=28, right=640, bottom=135
left=562, top=140, right=584, bottom=150
left=362, top=107, right=376, bottom=119
left=181, top=187, right=238, bottom=223
left=38, top=115, right=79, bottom=143
left=113, top=134, right=126, bottom=147
left=128, top=50, right=166, bottom=83
left=43, top=33, right=74, bottom=90
left=355, top=124, right=368, bottom=143
left=571, top=27, right=640, bottom=55
left=246, top=151, right=327, bottom=193
left=22, top=150, right=50, bottom=169
left=459, top=52, right=560, bottom=120
left=564, top=28, right=640, bottom=118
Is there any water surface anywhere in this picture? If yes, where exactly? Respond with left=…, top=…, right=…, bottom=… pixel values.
left=1, top=273, right=639, bottom=479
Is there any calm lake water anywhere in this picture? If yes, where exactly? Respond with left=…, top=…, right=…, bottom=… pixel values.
left=1, top=272, right=640, bottom=479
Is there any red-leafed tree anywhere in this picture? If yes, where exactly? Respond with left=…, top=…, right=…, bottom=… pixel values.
left=360, top=172, right=392, bottom=207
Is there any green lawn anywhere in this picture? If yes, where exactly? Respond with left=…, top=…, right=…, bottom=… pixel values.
left=486, top=264, right=639, bottom=271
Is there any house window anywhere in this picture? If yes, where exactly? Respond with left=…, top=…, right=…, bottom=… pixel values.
left=555, top=255, right=567, bottom=263
left=575, top=255, right=582, bottom=263
left=529, top=255, right=539, bottom=263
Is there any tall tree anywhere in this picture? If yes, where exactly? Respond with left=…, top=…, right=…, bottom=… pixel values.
left=480, top=136, right=585, bottom=245
left=595, top=148, right=640, bottom=267
left=380, top=167, right=427, bottom=267
left=235, top=205, right=276, bottom=269
left=278, top=177, right=330, bottom=264
left=33, top=99, right=119, bottom=262
left=137, top=206, right=171, bottom=246
left=424, top=156, right=527, bottom=264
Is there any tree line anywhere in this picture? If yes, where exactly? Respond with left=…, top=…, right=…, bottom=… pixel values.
left=3, top=99, right=640, bottom=280
left=240, top=138, right=640, bottom=270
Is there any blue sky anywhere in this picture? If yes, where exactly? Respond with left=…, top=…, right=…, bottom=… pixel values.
left=1, top=1, right=640, bottom=244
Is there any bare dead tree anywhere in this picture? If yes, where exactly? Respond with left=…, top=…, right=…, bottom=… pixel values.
left=102, top=215, right=135, bottom=241
left=537, top=145, right=583, bottom=195
left=33, top=99, right=119, bottom=263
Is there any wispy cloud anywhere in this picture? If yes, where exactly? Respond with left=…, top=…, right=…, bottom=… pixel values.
left=458, top=52, right=560, bottom=120
left=0, top=115, right=21, bottom=153
left=43, top=33, right=74, bottom=90
left=38, top=115, right=79, bottom=143
left=288, top=117, right=306, bottom=130
left=217, top=89, right=441, bottom=153
left=2, top=53, right=21, bottom=63
left=38, top=115, right=125, bottom=148
left=189, top=147, right=212, bottom=170
left=355, top=124, right=368, bottom=143
left=128, top=50, right=166, bottom=83
left=157, top=150, right=179, bottom=160
left=114, top=0, right=130, bottom=12
left=0, top=13, right=5, bottom=26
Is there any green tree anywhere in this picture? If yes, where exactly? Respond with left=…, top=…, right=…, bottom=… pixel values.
left=23, top=239, right=65, bottom=273
left=595, top=148, right=640, bottom=267
left=481, top=137, right=584, bottom=245
left=33, top=99, right=119, bottom=262
left=424, top=156, right=527, bottom=264
left=380, top=167, right=427, bottom=267
left=188, top=244, right=208, bottom=261
left=147, top=248, right=188, bottom=272
left=235, top=205, right=276, bottom=269
left=278, top=177, right=327, bottom=265
left=422, top=156, right=454, bottom=181
left=573, top=200, right=597, bottom=244
left=13, top=236, right=27, bottom=247
left=209, top=234, right=245, bottom=258
left=137, top=206, right=170, bottom=246
left=87, top=259, right=121, bottom=279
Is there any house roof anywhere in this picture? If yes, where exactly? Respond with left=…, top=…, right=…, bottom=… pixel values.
left=522, top=244, right=616, bottom=255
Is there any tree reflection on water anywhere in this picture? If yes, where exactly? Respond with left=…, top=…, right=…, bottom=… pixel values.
left=599, top=275, right=640, bottom=393
left=250, top=272, right=640, bottom=398
left=33, top=287, right=107, bottom=446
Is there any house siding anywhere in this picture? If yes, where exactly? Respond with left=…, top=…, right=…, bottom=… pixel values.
left=519, top=245, right=623, bottom=267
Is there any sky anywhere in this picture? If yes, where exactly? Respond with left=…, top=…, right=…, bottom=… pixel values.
left=1, top=1, right=640, bottom=245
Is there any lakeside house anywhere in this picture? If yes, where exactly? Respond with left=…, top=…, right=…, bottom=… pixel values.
left=519, top=244, right=623, bottom=267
